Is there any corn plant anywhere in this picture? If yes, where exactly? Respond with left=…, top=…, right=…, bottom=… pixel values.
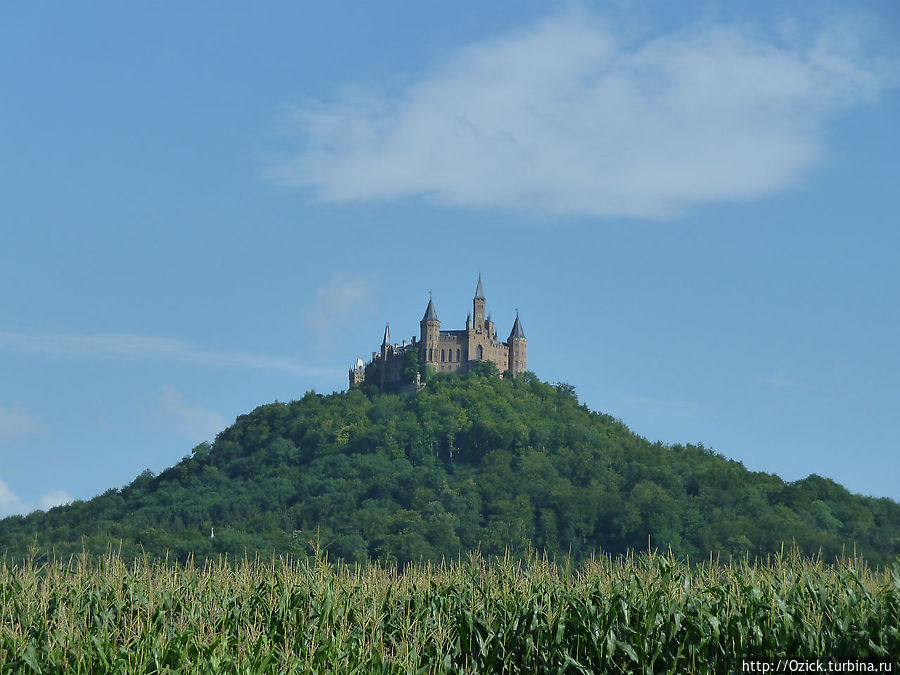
left=1, top=549, right=897, bottom=673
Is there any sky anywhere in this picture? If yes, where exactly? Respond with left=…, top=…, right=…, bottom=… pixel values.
left=1, top=1, right=899, bottom=517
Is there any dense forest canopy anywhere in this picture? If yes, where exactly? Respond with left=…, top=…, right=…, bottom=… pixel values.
left=2, top=366, right=898, bottom=565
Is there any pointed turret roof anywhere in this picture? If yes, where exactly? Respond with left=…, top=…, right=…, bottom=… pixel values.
left=508, top=312, right=525, bottom=339
left=381, top=323, right=391, bottom=348
left=422, top=297, right=439, bottom=322
left=474, top=274, right=485, bottom=300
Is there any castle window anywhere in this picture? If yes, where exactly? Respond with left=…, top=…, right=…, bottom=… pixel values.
left=456, top=349, right=460, bottom=362
left=476, top=344, right=483, bottom=360
left=447, top=349, right=451, bottom=362
left=428, top=348, right=433, bottom=361
left=441, top=349, right=445, bottom=362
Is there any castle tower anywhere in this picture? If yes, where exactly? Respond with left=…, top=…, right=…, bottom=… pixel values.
left=508, top=311, right=527, bottom=376
left=380, top=323, right=391, bottom=358
left=349, top=279, right=528, bottom=391
left=420, top=296, right=440, bottom=364
left=473, top=274, right=486, bottom=332
left=349, top=357, right=365, bottom=389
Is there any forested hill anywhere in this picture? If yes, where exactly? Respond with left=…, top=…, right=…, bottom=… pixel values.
left=2, top=366, right=898, bottom=565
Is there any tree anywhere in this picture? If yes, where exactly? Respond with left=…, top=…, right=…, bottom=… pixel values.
left=2, top=371, right=898, bottom=566
left=471, top=360, right=499, bottom=378
left=402, top=349, right=419, bottom=382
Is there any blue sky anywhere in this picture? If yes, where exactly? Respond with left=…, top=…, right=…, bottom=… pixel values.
left=2, top=1, right=899, bottom=516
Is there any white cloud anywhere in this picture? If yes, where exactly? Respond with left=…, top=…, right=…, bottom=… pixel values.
left=304, top=276, right=373, bottom=350
left=0, top=329, right=332, bottom=377
left=0, top=479, right=26, bottom=518
left=269, top=7, right=896, bottom=219
left=153, top=386, right=227, bottom=444
left=38, top=490, right=72, bottom=511
left=0, top=405, right=41, bottom=438
left=0, top=479, right=73, bottom=518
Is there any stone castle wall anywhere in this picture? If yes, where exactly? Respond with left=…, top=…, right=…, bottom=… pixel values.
left=350, top=278, right=526, bottom=390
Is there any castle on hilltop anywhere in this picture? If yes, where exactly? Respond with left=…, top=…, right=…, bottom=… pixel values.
left=350, top=275, right=527, bottom=391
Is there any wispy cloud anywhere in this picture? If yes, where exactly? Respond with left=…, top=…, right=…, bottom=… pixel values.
left=268, top=7, right=896, bottom=219
left=0, top=329, right=333, bottom=376
left=621, top=394, right=710, bottom=419
left=153, top=386, right=227, bottom=444
left=304, top=276, right=374, bottom=351
left=766, top=370, right=799, bottom=389
left=0, top=479, right=72, bottom=518
left=0, top=405, right=41, bottom=438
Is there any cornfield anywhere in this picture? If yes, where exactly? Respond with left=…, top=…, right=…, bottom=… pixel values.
left=1, top=549, right=897, bottom=673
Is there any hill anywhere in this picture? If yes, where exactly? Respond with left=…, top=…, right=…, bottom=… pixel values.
left=2, top=366, right=898, bottom=565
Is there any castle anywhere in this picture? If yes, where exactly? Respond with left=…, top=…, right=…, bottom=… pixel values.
left=349, top=275, right=527, bottom=391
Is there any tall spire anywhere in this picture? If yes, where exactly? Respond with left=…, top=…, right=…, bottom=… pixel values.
left=381, top=323, right=391, bottom=348
left=508, top=311, right=525, bottom=339
left=422, top=297, right=439, bottom=322
left=474, top=273, right=485, bottom=300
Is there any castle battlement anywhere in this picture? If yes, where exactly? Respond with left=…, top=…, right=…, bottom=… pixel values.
left=349, top=275, right=527, bottom=391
